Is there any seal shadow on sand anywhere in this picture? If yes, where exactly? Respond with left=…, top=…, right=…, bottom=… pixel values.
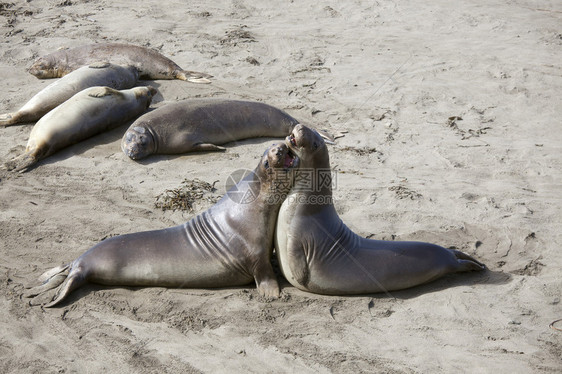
left=27, top=282, right=258, bottom=308
left=366, top=268, right=511, bottom=301
left=28, top=266, right=511, bottom=307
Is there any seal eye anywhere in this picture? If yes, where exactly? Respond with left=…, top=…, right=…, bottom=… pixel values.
left=264, top=160, right=269, bottom=169
left=313, top=142, right=318, bottom=150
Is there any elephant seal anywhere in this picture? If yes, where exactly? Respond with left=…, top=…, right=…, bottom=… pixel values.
left=28, top=42, right=212, bottom=83
left=121, top=99, right=300, bottom=160
left=0, top=62, right=138, bottom=127
left=5, top=86, right=157, bottom=172
left=274, top=124, right=485, bottom=295
left=26, top=142, right=299, bottom=307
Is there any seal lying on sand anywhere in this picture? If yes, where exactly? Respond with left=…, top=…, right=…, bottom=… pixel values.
left=5, top=86, right=156, bottom=172
left=28, top=42, right=212, bottom=83
left=0, top=63, right=138, bottom=127
left=121, top=99, right=301, bottom=160
left=274, top=124, right=485, bottom=295
left=26, top=142, right=299, bottom=307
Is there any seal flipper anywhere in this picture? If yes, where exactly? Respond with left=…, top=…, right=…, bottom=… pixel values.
left=191, top=143, right=226, bottom=152
left=316, top=129, right=336, bottom=145
left=44, top=267, right=88, bottom=308
left=88, top=86, right=123, bottom=98
left=0, top=112, right=18, bottom=127
left=252, top=256, right=280, bottom=298
left=175, top=70, right=213, bottom=84
left=451, top=249, right=486, bottom=271
left=24, top=264, right=69, bottom=299
left=4, top=152, right=37, bottom=173
left=0, top=112, right=37, bottom=127
left=286, top=241, right=310, bottom=288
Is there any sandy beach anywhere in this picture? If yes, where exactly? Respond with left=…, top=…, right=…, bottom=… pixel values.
left=1, top=0, right=561, bottom=372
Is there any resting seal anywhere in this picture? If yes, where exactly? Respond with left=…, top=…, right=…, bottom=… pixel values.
left=274, top=124, right=485, bottom=295
left=121, top=99, right=300, bottom=160
left=0, top=62, right=138, bottom=127
left=26, top=143, right=299, bottom=307
left=28, top=42, right=212, bottom=83
left=5, top=86, right=156, bottom=172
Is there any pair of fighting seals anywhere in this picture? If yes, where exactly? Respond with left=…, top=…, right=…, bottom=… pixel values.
left=27, top=124, right=485, bottom=307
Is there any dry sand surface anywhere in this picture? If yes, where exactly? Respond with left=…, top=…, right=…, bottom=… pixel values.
left=1, top=0, right=561, bottom=372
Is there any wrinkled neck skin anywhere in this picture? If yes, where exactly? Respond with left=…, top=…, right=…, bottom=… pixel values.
left=217, top=167, right=287, bottom=242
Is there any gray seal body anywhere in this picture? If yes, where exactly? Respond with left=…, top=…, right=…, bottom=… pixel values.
left=274, top=124, right=486, bottom=295
left=121, top=99, right=300, bottom=160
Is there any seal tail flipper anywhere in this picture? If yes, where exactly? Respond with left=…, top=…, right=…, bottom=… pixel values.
left=26, top=264, right=87, bottom=308
left=44, top=270, right=87, bottom=308
left=316, top=129, right=336, bottom=145
left=0, top=112, right=18, bottom=127
left=451, top=249, right=486, bottom=271
left=176, top=70, right=213, bottom=84
left=4, top=152, right=37, bottom=173
left=24, top=264, right=70, bottom=298
left=38, top=264, right=70, bottom=282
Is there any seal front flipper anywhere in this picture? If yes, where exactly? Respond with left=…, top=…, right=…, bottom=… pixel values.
left=88, top=86, right=123, bottom=98
left=191, top=143, right=226, bottom=152
left=286, top=240, right=310, bottom=289
left=252, top=256, right=280, bottom=298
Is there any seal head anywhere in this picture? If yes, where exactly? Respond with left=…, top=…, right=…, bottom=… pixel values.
left=286, top=123, right=328, bottom=169
left=28, top=56, right=64, bottom=79
left=121, top=125, right=157, bottom=160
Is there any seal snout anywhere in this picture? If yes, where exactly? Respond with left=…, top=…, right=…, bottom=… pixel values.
left=269, top=143, right=298, bottom=171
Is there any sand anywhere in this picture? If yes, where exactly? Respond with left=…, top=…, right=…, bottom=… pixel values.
left=0, top=0, right=561, bottom=372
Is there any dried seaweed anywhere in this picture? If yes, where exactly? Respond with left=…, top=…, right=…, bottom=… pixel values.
left=155, top=178, right=220, bottom=212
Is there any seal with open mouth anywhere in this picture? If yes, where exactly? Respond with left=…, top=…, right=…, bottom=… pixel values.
left=26, top=143, right=299, bottom=307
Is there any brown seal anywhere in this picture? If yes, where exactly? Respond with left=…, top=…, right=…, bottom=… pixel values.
left=1, top=62, right=138, bottom=127
left=26, top=142, right=299, bottom=307
left=121, top=99, right=300, bottom=160
left=274, top=124, right=485, bottom=295
left=28, top=42, right=212, bottom=83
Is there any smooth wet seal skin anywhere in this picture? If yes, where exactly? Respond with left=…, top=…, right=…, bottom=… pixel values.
left=25, top=142, right=299, bottom=307
left=121, top=98, right=301, bottom=160
left=0, top=63, right=139, bottom=127
left=28, top=42, right=212, bottom=83
left=274, top=124, right=486, bottom=295
left=4, top=85, right=157, bottom=172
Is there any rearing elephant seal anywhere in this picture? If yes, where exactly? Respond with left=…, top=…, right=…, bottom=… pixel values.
left=28, top=42, right=212, bottom=83
left=5, top=86, right=156, bottom=172
left=26, top=142, right=299, bottom=307
left=121, top=99, right=300, bottom=160
left=274, top=124, right=485, bottom=295
left=0, top=62, right=138, bottom=127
